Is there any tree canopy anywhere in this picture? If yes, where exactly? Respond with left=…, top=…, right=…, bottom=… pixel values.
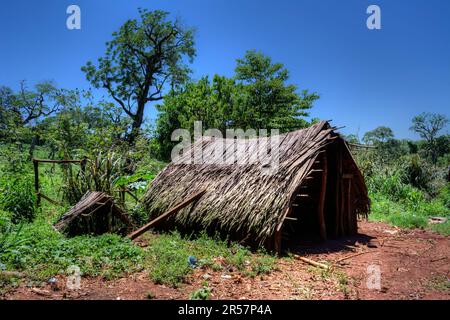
left=82, top=9, right=196, bottom=144
left=154, top=50, right=319, bottom=160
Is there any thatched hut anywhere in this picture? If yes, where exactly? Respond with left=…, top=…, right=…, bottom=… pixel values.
left=142, top=121, right=369, bottom=252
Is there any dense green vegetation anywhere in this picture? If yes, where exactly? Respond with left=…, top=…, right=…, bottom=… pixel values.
left=0, top=8, right=448, bottom=295
left=350, top=114, right=449, bottom=234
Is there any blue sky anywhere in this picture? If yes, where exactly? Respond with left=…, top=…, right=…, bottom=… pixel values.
left=0, top=0, right=449, bottom=139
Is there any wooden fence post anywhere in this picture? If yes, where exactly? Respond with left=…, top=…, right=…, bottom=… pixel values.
left=33, top=159, right=41, bottom=206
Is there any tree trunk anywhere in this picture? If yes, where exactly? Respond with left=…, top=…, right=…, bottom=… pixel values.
left=28, top=134, right=38, bottom=161
left=127, top=102, right=145, bottom=146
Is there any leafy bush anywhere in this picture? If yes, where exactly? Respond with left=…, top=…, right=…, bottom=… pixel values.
left=437, top=184, right=450, bottom=209
left=0, top=220, right=143, bottom=280
left=0, top=178, right=36, bottom=223
left=190, top=284, right=212, bottom=300
left=130, top=204, right=150, bottom=226
left=399, top=154, right=436, bottom=193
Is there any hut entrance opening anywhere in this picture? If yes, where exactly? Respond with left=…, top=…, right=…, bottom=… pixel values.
left=280, top=141, right=356, bottom=250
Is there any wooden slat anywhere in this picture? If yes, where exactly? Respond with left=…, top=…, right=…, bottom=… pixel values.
left=347, top=178, right=352, bottom=234
left=317, top=153, right=328, bottom=241
left=33, top=158, right=83, bottom=164
left=127, top=189, right=206, bottom=240
left=39, top=192, right=63, bottom=206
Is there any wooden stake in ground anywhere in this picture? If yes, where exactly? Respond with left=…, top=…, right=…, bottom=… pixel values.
left=127, top=189, right=206, bottom=240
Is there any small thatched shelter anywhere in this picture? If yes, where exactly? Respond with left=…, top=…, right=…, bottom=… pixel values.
left=54, top=192, right=132, bottom=236
left=142, top=121, right=369, bottom=251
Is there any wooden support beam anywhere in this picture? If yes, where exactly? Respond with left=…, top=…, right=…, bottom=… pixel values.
left=347, top=178, right=352, bottom=235
left=334, top=165, right=339, bottom=238
left=317, top=154, right=328, bottom=241
left=127, top=189, right=206, bottom=240
left=273, top=229, right=282, bottom=253
left=32, top=158, right=83, bottom=164
left=340, top=178, right=346, bottom=235
left=39, top=193, right=63, bottom=206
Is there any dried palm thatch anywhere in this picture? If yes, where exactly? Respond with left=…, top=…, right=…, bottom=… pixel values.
left=142, top=121, right=369, bottom=250
left=54, top=191, right=132, bottom=236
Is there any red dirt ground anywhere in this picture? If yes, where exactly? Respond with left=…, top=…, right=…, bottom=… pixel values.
left=3, top=221, right=449, bottom=300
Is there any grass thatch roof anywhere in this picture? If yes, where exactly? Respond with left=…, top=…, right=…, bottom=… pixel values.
left=142, top=121, right=369, bottom=246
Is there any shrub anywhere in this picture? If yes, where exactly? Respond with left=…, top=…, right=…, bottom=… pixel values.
left=437, top=184, right=450, bottom=209
left=400, top=154, right=433, bottom=191
left=0, top=178, right=36, bottom=224
left=189, top=285, right=211, bottom=300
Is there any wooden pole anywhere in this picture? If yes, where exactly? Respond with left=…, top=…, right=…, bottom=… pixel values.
left=339, top=148, right=345, bottom=235
left=347, top=178, right=352, bottom=235
left=127, top=189, right=206, bottom=240
left=334, top=149, right=340, bottom=237
left=317, top=153, right=328, bottom=241
left=32, top=159, right=83, bottom=164
left=33, top=159, right=40, bottom=206
left=340, top=178, right=346, bottom=235
left=293, top=255, right=329, bottom=270
left=273, top=229, right=282, bottom=253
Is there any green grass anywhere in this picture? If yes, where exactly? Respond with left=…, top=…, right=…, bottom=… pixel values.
left=430, top=220, right=450, bottom=236
left=368, top=183, right=450, bottom=234
left=143, top=231, right=276, bottom=287
left=189, top=283, right=212, bottom=300
left=0, top=216, right=144, bottom=281
left=427, top=275, right=450, bottom=292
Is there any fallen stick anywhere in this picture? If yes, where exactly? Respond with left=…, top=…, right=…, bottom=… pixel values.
left=31, top=288, right=51, bottom=296
left=0, top=271, right=25, bottom=278
left=293, top=254, right=329, bottom=270
left=430, top=256, right=446, bottom=263
left=127, top=189, right=206, bottom=240
left=335, top=251, right=373, bottom=263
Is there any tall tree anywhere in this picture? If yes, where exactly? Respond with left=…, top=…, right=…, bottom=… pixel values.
left=410, top=112, right=448, bottom=163
left=0, top=81, right=64, bottom=127
left=82, top=9, right=196, bottom=145
left=154, top=51, right=319, bottom=160
left=362, top=126, right=394, bottom=145
left=235, top=50, right=319, bottom=131
left=0, top=81, right=71, bottom=158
